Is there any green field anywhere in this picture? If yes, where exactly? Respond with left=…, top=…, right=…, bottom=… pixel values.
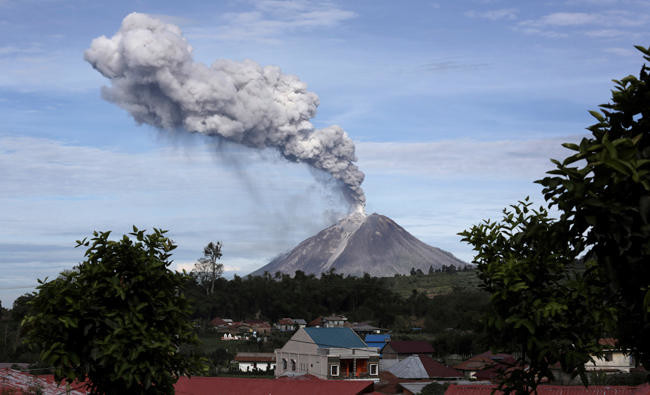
left=385, top=270, right=481, bottom=299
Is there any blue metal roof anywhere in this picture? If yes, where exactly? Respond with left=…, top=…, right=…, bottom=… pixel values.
left=304, top=327, right=368, bottom=349
left=365, top=334, right=390, bottom=343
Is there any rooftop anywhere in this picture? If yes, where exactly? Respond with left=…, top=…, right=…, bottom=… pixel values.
left=304, top=327, right=368, bottom=349
left=385, top=340, right=434, bottom=354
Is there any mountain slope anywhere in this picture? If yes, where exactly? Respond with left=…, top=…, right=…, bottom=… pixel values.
left=250, top=213, right=467, bottom=277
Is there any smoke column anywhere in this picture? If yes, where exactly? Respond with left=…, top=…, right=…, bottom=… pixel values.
left=85, top=13, right=365, bottom=212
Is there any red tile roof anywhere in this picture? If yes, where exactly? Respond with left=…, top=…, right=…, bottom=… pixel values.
left=0, top=369, right=88, bottom=395
left=418, top=355, right=462, bottom=378
left=446, top=384, right=650, bottom=395
left=599, top=338, right=618, bottom=347
left=174, top=376, right=374, bottom=395
left=233, top=352, right=275, bottom=363
left=1, top=369, right=374, bottom=395
left=453, top=351, right=515, bottom=371
left=386, top=340, right=434, bottom=354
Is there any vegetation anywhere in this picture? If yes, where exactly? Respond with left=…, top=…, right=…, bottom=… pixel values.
left=183, top=268, right=490, bottom=357
left=191, top=241, right=224, bottom=295
left=461, top=45, right=650, bottom=392
left=21, top=227, right=205, bottom=394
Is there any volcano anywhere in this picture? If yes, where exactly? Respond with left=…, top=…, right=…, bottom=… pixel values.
left=250, top=212, right=468, bottom=277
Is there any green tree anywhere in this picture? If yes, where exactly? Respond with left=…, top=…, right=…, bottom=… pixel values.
left=460, top=200, right=611, bottom=391
left=538, top=45, right=650, bottom=369
left=22, top=227, right=205, bottom=394
left=460, top=45, right=650, bottom=392
left=191, top=241, right=223, bottom=295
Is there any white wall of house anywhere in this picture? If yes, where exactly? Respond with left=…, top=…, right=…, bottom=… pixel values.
left=586, top=351, right=633, bottom=373
left=237, top=361, right=276, bottom=372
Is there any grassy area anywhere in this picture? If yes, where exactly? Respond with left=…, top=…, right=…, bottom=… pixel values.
left=385, top=270, right=481, bottom=299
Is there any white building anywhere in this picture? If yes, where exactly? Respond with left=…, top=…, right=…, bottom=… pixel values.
left=234, top=352, right=276, bottom=372
left=275, top=327, right=379, bottom=380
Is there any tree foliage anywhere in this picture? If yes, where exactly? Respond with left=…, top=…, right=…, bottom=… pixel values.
left=22, top=227, right=205, bottom=394
left=191, top=241, right=223, bottom=295
left=460, top=200, right=612, bottom=391
left=461, top=45, right=650, bottom=392
left=538, top=45, right=650, bottom=369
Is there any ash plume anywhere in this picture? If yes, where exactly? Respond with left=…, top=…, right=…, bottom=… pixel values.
left=84, top=12, right=365, bottom=211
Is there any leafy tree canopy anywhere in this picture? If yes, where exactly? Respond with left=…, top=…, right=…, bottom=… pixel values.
left=461, top=45, right=650, bottom=392
left=22, top=227, right=205, bottom=394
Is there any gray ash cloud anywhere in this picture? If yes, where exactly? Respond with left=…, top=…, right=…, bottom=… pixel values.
left=84, top=12, right=365, bottom=209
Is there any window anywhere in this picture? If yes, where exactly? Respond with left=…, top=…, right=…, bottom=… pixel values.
left=369, top=363, right=378, bottom=376
left=330, top=364, right=339, bottom=376
left=282, top=359, right=287, bottom=370
left=604, top=352, right=613, bottom=362
left=291, top=359, right=296, bottom=371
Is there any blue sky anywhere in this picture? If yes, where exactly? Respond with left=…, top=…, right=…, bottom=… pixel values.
left=1, top=0, right=648, bottom=306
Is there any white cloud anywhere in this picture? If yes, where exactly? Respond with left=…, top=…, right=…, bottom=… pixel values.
left=356, top=136, right=583, bottom=180
left=536, top=12, right=599, bottom=26
left=465, top=8, right=518, bottom=21
left=516, top=10, right=650, bottom=38
left=585, top=29, right=639, bottom=38
left=186, top=0, right=356, bottom=43
left=603, top=47, right=638, bottom=56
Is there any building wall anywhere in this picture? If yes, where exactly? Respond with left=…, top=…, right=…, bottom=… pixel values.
left=275, top=329, right=380, bottom=380
left=585, top=351, right=633, bottom=373
left=237, top=361, right=276, bottom=372
left=275, top=328, right=323, bottom=378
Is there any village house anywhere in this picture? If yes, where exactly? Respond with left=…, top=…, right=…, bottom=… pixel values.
left=274, top=318, right=306, bottom=332
left=308, top=315, right=348, bottom=328
left=275, top=327, right=380, bottom=380
left=234, top=352, right=276, bottom=372
left=381, top=340, right=435, bottom=371
left=365, top=334, right=391, bottom=353
left=585, top=338, right=635, bottom=373
left=213, top=319, right=272, bottom=340
left=453, top=351, right=516, bottom=380
left=347, top=321, right=384, bottom=338
left=208, top=317, right=233, bottom=329
left=388, top=354, right=463, bottom=380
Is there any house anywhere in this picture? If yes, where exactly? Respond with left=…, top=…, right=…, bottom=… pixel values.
left=453, top=351, right=516, bottom=380
left=275, top=327, right=380, bottom=380
left=585, top=338, right=635, bottom=373
left=324, top=315, right=348, bottom=327
left=445, top=383, right=650, bottom=395
left=388, top=354, right=462, bottom=380
left=208, top=317, right=233, bottom=329
left=0, top=368, right=88, bottom=395
left=233, top=352, right=276, bottom=372
left=275, top=318, right=306, bottom=332
left=381, top=340, right=435, bottom=362
left=246, top=320, right=272, bottom=336
left=347, top=321, right=384, bottom=338
left=365, top=334, right=390, bottom=353
left=308, top=315, right=348, bottom=328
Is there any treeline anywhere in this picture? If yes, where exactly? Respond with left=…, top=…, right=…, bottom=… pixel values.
left=183, top=269, right=491, bottom=356
left=2, top=270, right=491, bottom=364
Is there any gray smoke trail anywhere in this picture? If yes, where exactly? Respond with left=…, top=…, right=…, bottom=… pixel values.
left=84, top=12, right=365, bottom=212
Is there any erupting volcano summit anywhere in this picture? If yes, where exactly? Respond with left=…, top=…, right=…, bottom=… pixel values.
left=250, top=212, right=467, bottom=277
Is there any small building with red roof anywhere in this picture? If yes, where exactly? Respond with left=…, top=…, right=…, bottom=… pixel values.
left=233, top=352, right=276, bottom=372
left=381, top=340, right=435, bottom=362
left=387, top=354, right=462, bottom=380
left=453, top=351, right=516, bottom=380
